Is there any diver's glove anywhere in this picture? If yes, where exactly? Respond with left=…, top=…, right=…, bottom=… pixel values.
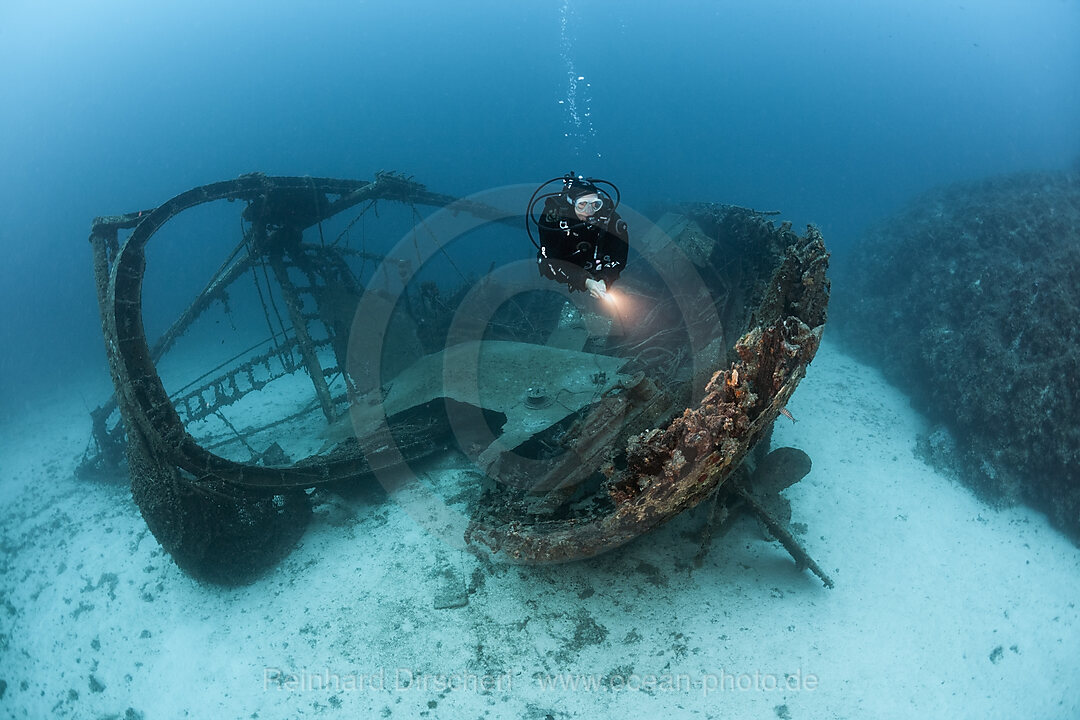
left=585, top=277, right=607, bottom=300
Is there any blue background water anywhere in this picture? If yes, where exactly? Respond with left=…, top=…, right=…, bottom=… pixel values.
left=1, top=0, right=1077, bottom=405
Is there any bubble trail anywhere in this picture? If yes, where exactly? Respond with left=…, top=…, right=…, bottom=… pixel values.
left=558, top=0, right=599, bottom=158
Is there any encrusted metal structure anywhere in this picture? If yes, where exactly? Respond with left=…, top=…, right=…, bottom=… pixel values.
left=465, top=228, right=829, bottom=577
left=85, top=172, right=831, bottom=586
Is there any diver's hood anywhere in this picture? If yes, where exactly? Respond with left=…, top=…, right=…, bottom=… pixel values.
left=564, top=178, right=601, bottom=200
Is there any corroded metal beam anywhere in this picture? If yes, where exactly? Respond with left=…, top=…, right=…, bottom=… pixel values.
left=90, top=173, right=472, bottom=487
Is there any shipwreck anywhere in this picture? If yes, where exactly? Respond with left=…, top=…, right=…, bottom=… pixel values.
left=82, top=172, right=832, bottom=587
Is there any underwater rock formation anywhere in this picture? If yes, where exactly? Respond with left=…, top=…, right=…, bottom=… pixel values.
left=834, top=170, right=1080, bottom=541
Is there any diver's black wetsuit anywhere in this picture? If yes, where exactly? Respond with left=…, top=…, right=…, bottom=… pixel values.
left=536, top=196, right=629, bottom=292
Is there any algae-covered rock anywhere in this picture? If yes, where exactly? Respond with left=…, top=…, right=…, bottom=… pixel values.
left=834, top=170, right=1080, bottom=541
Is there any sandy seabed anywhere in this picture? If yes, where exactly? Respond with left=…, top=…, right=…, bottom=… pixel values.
left=2, top=338, right=1078, bottom=719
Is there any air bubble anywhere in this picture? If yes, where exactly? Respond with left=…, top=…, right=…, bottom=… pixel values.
left=559, top=0, right=597, bottom=156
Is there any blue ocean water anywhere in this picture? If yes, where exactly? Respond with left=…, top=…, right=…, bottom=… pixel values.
left=2, top=3, right=1080, bottom=717
left=1, top=0, right=1077, bottom=404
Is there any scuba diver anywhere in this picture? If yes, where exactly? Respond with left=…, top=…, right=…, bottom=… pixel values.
left=527, top=173, right=629, bottom=299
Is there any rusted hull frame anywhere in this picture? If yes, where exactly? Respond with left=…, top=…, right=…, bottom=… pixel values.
left=94, top=174, right=468, bottom=490
left=465, top=228, right=829, bottom=564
